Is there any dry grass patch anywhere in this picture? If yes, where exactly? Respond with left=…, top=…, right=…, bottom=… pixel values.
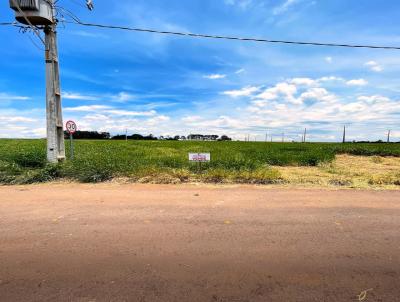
left=276, top=155, right=400, bottom=189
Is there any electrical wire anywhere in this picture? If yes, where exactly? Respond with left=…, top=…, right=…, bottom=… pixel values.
left=55, top=6, right=82, bottom=23
left=63, top=20, right=400, bottom=51
left=27, top=33, right=45, bottom=51
left=0, top=21, right=37, bottom=32
left=4, top=4, right=400, bottom=51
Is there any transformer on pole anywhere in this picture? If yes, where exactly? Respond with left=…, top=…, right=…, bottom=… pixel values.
left=9, top=0, right=53, bottom=25
left=10, top=0, right=65, bottom=163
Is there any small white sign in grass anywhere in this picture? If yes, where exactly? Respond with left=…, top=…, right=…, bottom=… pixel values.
left=189, top=153, right=211, bottom=162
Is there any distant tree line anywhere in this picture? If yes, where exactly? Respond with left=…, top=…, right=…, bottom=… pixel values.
left=63, top=131, right=398, bottom=143
left=111, top=134, right=158, bottom=140
left=64, top=131, right=110, bottom=140
left=352, top=140, right=399, bottom=143
left=64, top=131, right=232, bottom=141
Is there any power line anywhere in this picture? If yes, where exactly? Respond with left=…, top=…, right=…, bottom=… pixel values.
left=56, top=6, right=82, bottom=24
left=4, top=14, right=400, bottom=51
left=1, top=21, right=47, bottom=47
left=0, top=22, right=33, bottom=30
left=63, top=19, right=400, bottom=51
left=27, top=33, right=45, bottom=51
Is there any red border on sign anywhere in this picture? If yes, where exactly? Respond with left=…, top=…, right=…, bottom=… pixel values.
left=66, top=120, right=77, bottom=134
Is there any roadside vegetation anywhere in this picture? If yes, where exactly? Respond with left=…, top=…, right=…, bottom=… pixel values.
left=0, top=139, right=399, bottom=187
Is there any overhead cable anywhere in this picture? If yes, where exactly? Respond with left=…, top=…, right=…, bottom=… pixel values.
left=64, top=20, right=400, bottom=51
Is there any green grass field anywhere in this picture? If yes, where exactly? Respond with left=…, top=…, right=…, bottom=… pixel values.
left=0, top=139, right=399, bottom=184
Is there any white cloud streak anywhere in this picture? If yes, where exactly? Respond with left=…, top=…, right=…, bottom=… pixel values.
left=0, top=93, right=30, bottom=101
left=63, top=91, right=136, bottom=103
left=222, top=86, right=260, bottom=98
left=365, top=61, right=384, bottom=72
left=273, top=0, right=300, bottom=15
left=203, top=74, right=226, bottom=80
left=346, top=79, right=368, bottom=86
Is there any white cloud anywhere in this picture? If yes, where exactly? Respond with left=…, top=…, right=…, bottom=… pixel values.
left=299, top=87, right=337, bottom=103
left=346, top=79, right=368, bottom=86
left=256, top=82, right=299, bottom=104
left=340, top=102, right=367, bottom=113
left=145, top=115, right=170, bottom=126
left=357, top=95, right=390, bottom=103
left=365, top=61, right=384, bottom=72
left=182, top=116, right=202, bottom=123
left=273, top=0, right=299, bottom=15
left=271, top=82, right=298, bottom=97
left=63, top=91, right=135, bottom=103
left=26, top=128, right=46, bottom=137
left=62, top=92, right=100, bottom=101
left=192, top=115, right=245, bottom=130
left=105, top=109, right=156, bottom=117
left=224, top=76, right=344, bottom=106
left=289, top=78, right=317, bottom=86
left=317, top=76, right=344, bottom=82
left=203, top=74, right=226, bottom=80
left=222, top=86, right=260, bottom=98
left=243, top=82, right=400, bottom=141
left=65, top=105, right=156, bottom=117
left=0, top=111, right=45, bottom=138
left=3, top=74, right=400, bottom=142
left=235, top=68, right=245, bottom=74
left=64, top=105, right=111, bottom=112
left=111, top=92, right=135, bottom=103
left=325, top=57, right=333, bottom=63
left=83, top=114, right=110, bottom=121
left=69, top=30, right=109, bottom=39
left=251, top=100, right=269, bottom=107
left=0, top=116, right=37, bottom=123
left=0, top=93, right=30, bottom=101
left=225, top=0, right=253, bottom=10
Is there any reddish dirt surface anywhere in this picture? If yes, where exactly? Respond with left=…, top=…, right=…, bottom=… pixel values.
left=0, top=184, right=399, bottom=302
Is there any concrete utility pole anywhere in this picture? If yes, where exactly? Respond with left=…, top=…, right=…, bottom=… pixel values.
left=303, top=128, right=307, bottom=143
left=387, top=130, right=391, bottom=143
left=45, top=16, right=65, bottom=163
left=10, top=0, right=65, bottom=163
left=342, top=126, right=346, bottom=143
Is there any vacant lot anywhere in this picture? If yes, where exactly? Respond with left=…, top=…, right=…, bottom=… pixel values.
left=0, top=184, right=399, bottom=301
left=0, top=139, right=399, bottom=187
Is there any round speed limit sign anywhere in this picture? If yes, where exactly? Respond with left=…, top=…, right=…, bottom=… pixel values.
left=66, top=120, right=77, bottom=134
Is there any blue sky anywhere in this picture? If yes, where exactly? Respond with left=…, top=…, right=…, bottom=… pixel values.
left=1, top=0, right=399, bottom=141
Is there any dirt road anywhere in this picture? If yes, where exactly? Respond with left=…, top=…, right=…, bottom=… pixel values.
left=0, top=184, right=399, bottom=301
